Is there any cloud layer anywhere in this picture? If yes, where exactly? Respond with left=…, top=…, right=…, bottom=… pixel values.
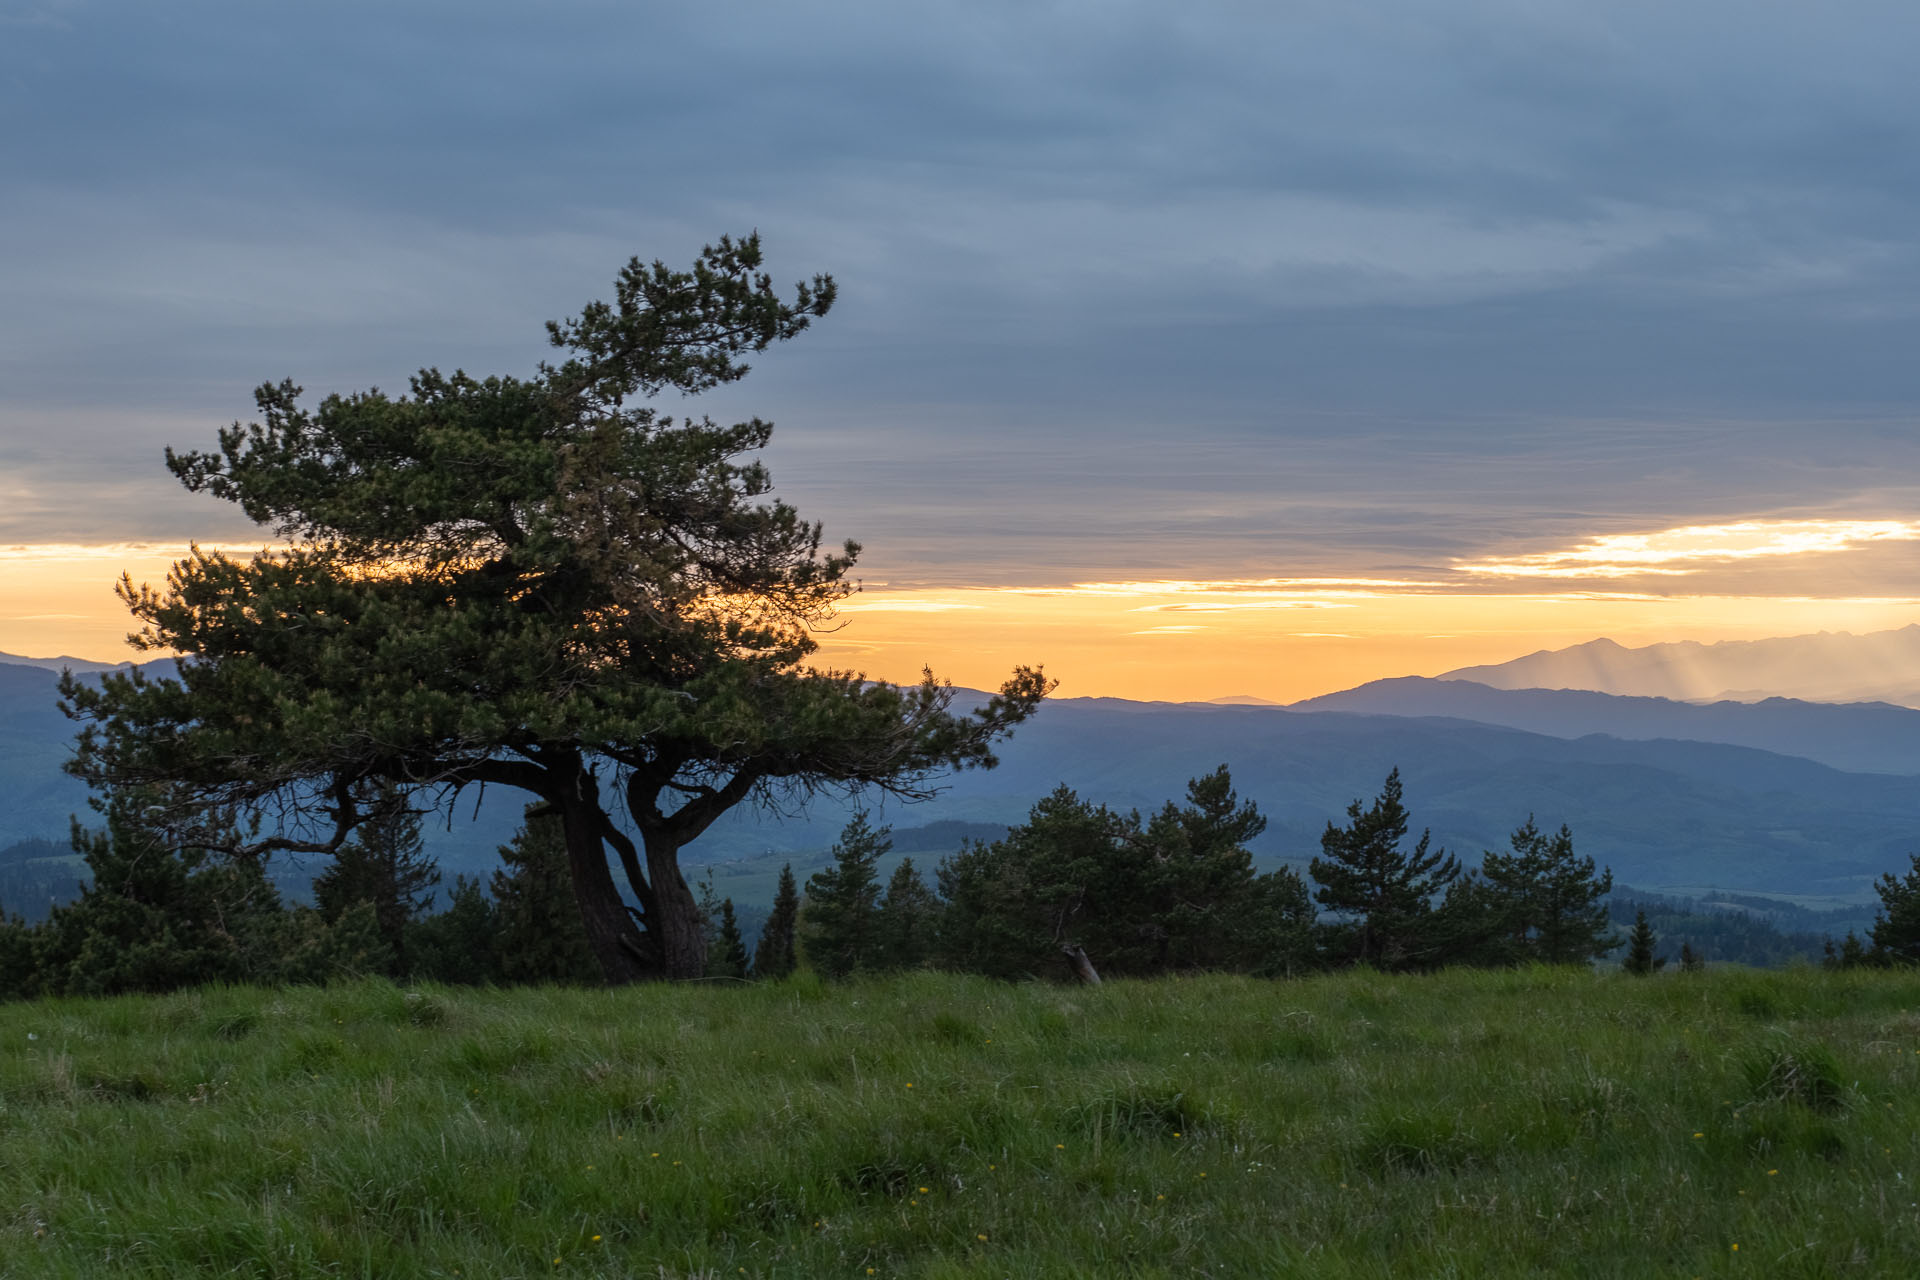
left=5, top=0, right=1920, bottom=661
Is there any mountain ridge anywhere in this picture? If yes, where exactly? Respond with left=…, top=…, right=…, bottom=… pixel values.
left=1290, top=676, right=1920, bottom=775
left=6, top=658, right=1920, bottom=903
left=1439, top=623, right=1920, bottom=705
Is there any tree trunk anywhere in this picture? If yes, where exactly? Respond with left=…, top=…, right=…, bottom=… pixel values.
left=1062, top=943, right=1102, bottom=985
left=641, top=827, right=708, bottom=980
left=556, top=791, right=657, bottom=984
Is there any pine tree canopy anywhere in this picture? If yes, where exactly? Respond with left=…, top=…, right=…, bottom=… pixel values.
left=1310, top=767, right=1460, bottom=970
left=801, top=812, right=889, bottom=979
left=754, top=864, right=800, bottom=979
left=1478, top=816, right=1617, bottom=965
left=1623, top=909, right=1665, bottom=976
left=58, top=234, right=1051, bottom=983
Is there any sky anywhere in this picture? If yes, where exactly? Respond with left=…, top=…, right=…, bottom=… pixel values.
left=5, top=0, right=1920, bottom=701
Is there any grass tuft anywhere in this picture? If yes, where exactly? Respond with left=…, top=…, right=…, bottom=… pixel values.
left=1356, top=1105, right=1486, bottom=1174
left=1745, top=1036, right=1850, bottom=1113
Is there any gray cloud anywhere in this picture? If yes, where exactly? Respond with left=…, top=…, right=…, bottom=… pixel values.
left=5, top=0, right=1920, bottom=587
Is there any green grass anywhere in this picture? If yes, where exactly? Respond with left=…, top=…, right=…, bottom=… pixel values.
left=3, top=968, right=1920, bottom=1277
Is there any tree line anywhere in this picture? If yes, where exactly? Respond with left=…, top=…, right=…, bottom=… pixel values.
left=0, top=789, right=603, bottom=998
left=0, top=764, right=1604, bottom=995
left=14, top=758, right=1920, bottom=999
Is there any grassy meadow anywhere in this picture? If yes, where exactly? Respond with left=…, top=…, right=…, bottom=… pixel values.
left=2, top=967, right=1919, bottom=1278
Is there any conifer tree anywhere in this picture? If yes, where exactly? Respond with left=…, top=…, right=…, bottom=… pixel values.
left=404, top=875, right=498, bottom=983
left=710, top=899, right=749, bottom=979
left=1678, top=941, right=1705, bottom=972
left=277, top=899, right=394, bottom=984
left=933, top=787, right=1132, bottom=978
left=1232, top=865, right=1319, bottom=978
left=1622, top=909, right=1665, bottom=975
left=1145, top=765, right=1271, bottom=971
left=311, top=786, right=439, bottom=974
left=935, top=769, right=1277, bottom=980
left=875, top=857, right=940, bottom=971
left=1310, top=768, right=1460, bottom=970
left=0, top=908, right=34, bottom=1000
left=693, top=869, right=725, bottom=971
left=754, top=864, right=799, bottom=978
left=33, top=792, right=289, bottom=996
left=1840, top=930, right=1871, bottom=968
left=801, top=812, right=888, bottom=978
left=1869, top=852, right=1920, bottom=963
left=1479, top=817, right=1617, bottom=964
left=61, top=234, right=1050, bottom=984
left=1431, top=871, right=1515, bottom=968
left=491, top=807, right=600, bottom=984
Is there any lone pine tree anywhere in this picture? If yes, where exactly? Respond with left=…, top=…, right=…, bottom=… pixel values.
left=710, top=899, right=750, bottom=979
left=875, top=857, right=940, bottom=971
left=1870, top=852, right=1920, bottom=963
left=311, top=786, right=439, bottom=974
left=1623, top=909, right=1665, bottom=976
left=59, top=234, right=1049, bottom=982
left=1478, top=816, right=1616, bottom=965
left=1310, top=767, right=1460, bottom=970
left=754, top=864, right=800, bottom=979
left=801, top=812, right=889, bottom=979
left=491, top=808, right=600, bottom=985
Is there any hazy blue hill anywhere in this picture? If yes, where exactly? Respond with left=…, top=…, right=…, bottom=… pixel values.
left=6, top=662, right=1920, bottom=905
left=0, top=836, right=85, bottom=922
left=727, top=694, right=1916, bottom=899
left=0, top=662, right=91, bottom=847
left=1440, top=624, right=1920, bottom=705
left=0, top=651, right=134, bottom=675
left=1293, top=675, right=1920, bottom=774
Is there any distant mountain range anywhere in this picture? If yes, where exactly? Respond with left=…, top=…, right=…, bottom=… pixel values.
left=1439, top=625, right=1920, bottom=706
left=0, top=651, right=133, bottom=675
left=1291, top=677, right=1920, bottom=776
left=9, top=642, right=1920, bottom=907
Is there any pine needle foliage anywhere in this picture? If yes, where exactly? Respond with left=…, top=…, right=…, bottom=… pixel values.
left=801, top=813, right=889, bottom=979
left=58, top=233, right=1050, bottom=983
left=311, top=785, right=439, bottom=974
left=1870, top=852, right=1920, bottom=963
left=875, top=858, right=940, bottom=972
left=1477, top=816, right=1618, bottom=964
left=754, top=864, right=799, bottom=979
left=1310, top=768, right=1461, bottom=970
left=491, top=808, right=599, bottom=985
left=711, top=900, right=750, bottom=980
left=1623, top=909, right=1666, bottom=975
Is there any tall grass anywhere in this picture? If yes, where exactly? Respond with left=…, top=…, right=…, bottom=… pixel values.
left=3, top=966, right=1918, bottom=1276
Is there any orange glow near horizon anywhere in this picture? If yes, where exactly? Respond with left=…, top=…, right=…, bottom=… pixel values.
left=0, top=543, right=272, bottom=661
left=814, top=584, right=1920, bottom=702
left=5, top=532, right=1919, bottom=703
